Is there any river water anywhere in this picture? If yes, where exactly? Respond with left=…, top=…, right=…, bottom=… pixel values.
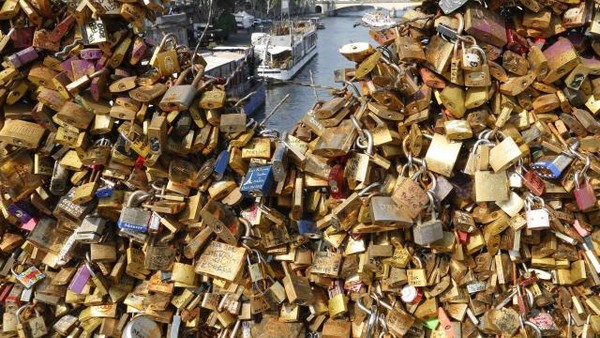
left=254, top=11, right=371, bottom=132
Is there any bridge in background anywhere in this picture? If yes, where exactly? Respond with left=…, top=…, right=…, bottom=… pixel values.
left=314, top=0, right=422, bottom=16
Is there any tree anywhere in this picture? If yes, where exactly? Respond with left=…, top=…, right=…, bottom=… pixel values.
left=264, top=0, right=280, bottom=17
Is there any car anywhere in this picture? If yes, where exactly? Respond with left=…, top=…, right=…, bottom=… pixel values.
left=253, top=18, right=273, bottom=26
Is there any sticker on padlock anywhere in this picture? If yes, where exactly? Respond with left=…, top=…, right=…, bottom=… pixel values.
left=117, top=190, right=152, bottom=232
left=12, top=266, right=45, bottom=289
left=240, top=165, right=275, bottom=198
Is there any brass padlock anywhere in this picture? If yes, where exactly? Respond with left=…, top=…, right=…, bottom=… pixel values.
left=150, top=33, right=181, bottom=77
left=199, top=87, right=226, bottom=110
left=16, top=305, right=48, bottom=338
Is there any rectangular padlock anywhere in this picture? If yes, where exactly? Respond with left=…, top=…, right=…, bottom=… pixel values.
left=240, top=165, right=275, bottom=198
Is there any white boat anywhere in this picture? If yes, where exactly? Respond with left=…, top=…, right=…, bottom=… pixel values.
left=251, top=20, right=318, bottom=81
left=361, top=11, right=396, bottom=28
left=310, top=16, right=326, bottom=29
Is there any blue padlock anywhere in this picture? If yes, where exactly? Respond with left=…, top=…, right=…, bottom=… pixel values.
left=213, top=149, right=230, bottom=180
left=530, top=153, right=574, bottom=180
left=95, top=185, right=113, bottom=198
left=95, top=178, right=115, bottom=198
left=7, top=202, right=34, bottom=224
left=240, top=165, right=274, bottom=198
left=296, top=219, right=320, bottom=239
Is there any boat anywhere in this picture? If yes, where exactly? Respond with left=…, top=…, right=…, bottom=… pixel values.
left=310, top=16, right=326, bottom=29
left=202, top=46, right=266, bottom=116
left=361, top=11, right=396, bottom=28
left=251, top=20, right=318, bottom=81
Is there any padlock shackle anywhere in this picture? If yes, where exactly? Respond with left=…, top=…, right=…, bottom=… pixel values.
left=174, top=66, right=194, bottom=85
left=192, top=64, right=206, bottom=87
left=470, top=138, right=494, bottom=154
left=349, top=114, right=367, bottom=140
left=356, top=129, right=373, bottom=155
left=523, top=320, right=542, bottom=338
left=370, top=292, right=393, bottom=311
left=126, top=190, right=153, bottom=207
left=377, top=313, right=389, bottom=337
left=525, top=193, right=545, bottom=211
left=358, top=182, right=381, bottom=196
left=15, top=305, right=40, bottom=325
left=426, top=190, right=438, bottom=217
left=410, top=255, right=423, bottom=269
left=356, top=295, right=374, bottom=315
left=573, top=169, right=590, bottom=190
left=454, top=13, right=464, bottom=35
left=158, top=33, right=178, bottom=50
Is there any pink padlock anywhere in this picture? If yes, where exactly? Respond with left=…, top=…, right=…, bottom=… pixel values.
left=573, top=219, right=590, bottom=238
left=573, top=170, right=597, bottom=211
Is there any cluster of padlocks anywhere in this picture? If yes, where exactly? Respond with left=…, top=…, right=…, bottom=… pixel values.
left=1, top=0, right=600, bottom=336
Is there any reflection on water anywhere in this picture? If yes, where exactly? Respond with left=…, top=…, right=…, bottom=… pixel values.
left=253, top=12, right=371, bottom=132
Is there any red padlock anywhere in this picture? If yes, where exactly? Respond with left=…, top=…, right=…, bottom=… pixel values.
left=522, top=168, right=545, bottom=196
left=328, top=164, right=346, bottom=199
left=457, top=231, right=468, bottom=245
left=506, top=28, right=529, bottom=55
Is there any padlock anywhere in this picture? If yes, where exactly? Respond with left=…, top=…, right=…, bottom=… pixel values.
left=12, top=266, right=45, bottom=289
left=424, top=133, right=462, bottom=177
left=531, top=142, right=578, bottom=179
left=200, top=200, right=241, bottom=246
left=463, top=4, right=507, bottom=48
left=16, top=305, right=47, bottom=338
left=489, top=135, right=522, bottom=172
left=240, top=165, right=275, bottom=197
left=413, top=192, right=444, bottom=246
left=159, top=64, right=205, bottom=112
left=473, top=170, right=509, bottom=202
left=149, top=33, right=181, bottom=76
left=461, top=36, right=483, bottom=71
left=407, top=256, right=428, bottom=287
left=463, top=45, right=491, bottom=88
left=147, top=114, right=167, bottom=155
left=3, top=304, right=18, bottom=333
left=81, top=138, right=111, bottom=167
left=220, top=113, right=247, bottom=133
left=525, top=194, right=550, bottom=230
left=426, top=34, right=455, bottom=75
left=573, top=169, right=597, bottom=211
left=370, top=196, right=412, bottom=228
left=327, top=280, right=348, bottom=318
left=75, top=214, right=107, bottom=243
left=396, top=35, right=426, bottom=63
left=67, top=262, right=90, bottom=294
left=391, top=164, right=429, bottom=220
left=117, top=190, right=152, bottom=232
left=200, top=88, right=227, bottom=110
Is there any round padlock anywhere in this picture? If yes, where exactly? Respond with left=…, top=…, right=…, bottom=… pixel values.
left=400, top=285, right=423, bottom=304
left=122, top=315, right=161, bottom=338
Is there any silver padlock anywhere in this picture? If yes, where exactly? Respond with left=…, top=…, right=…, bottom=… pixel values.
left=413, top=191, right=444, bottom=246
left=75, top=214, right=107, bottom=243
left=525, top=194, right=550, bottom=230
left=117, top=190, right=152, bottom=233
left=461, top=36, right=483, bottom=71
